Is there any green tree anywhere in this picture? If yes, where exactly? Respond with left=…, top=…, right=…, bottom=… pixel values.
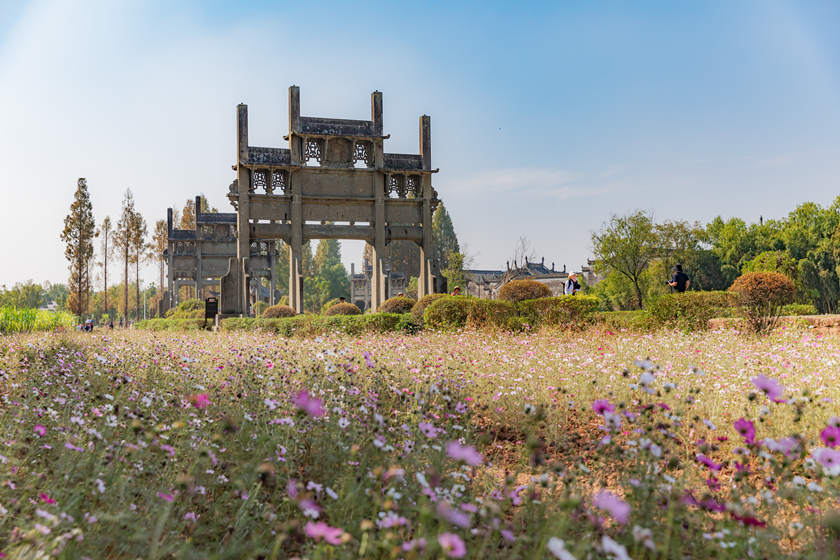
left=432, top=203, right=460, bottom=273
left=97, top=216, right=113, bottom=317
left=114, top=190, right=136, bottom=323
left=131, top=209, right=148, bottom=318
left=0, top=281, right=44, bottom=309
left=61, top=178, right=96, bottom=316
left=440, top=251, right=465, bottom=294
left=592, top=211, right=658, bottom=309
left=150, top=219, right=168, bottom=300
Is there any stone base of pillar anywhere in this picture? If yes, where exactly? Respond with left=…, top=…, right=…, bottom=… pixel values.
left=220, top=257, right=245, bottom=315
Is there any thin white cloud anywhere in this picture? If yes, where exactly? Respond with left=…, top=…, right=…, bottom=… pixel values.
left=445, top=167, right=609, bottom=200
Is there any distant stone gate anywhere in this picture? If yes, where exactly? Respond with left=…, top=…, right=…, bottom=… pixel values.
left=221, top=86, right=440, bottom=315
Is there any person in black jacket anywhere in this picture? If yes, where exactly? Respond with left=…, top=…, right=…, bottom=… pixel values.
left=667, top=264, right=690, bottom=293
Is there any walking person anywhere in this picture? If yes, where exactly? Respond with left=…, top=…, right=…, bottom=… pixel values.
left=667, top=264, right=690, bottom=293
left=564, top=273, right=580, bottom=295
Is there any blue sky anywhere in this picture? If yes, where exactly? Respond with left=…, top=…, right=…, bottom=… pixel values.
left=1, top=0, right=839, bottom=287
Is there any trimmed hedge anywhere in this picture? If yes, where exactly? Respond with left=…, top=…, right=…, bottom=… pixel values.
left=423, top=295, right=597, bottom=331
left=646, top=291, right=736, bottom=331
left=593, top=310, right=653, bottom=331
left=780, top=303, right=818, bottom=316
left=497, top=279, right=552, bottom=303
left=135, top=318, right=212, bottom=331
left=379, top=296, right=416, bottom=314
left=324, top=302, right=362, bottom=316
left=165, top=299, right=205, bottom=319
left=411, top=294, right=448, bottom=323
left=253, top=301, right=270, bottom=317
left=262, top=304, right=297, bottom=318
left=220, top=313, right=414, bottom=336
left=517, top=296, right=599, bottom=328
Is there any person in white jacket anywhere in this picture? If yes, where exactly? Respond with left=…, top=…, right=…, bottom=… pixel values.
left=564, top=273, right=580, bottom=295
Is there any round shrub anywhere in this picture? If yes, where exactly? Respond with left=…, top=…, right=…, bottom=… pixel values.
left=324, top=302, right=362, bottom=316
left=253, top=301, right=270, bottom=317
left=424, top=296, right=471, bottom=330
left=379, top=296, right=416, bottom=314
left=411, top=294, right=447, bottom=323
left=262, top=304, right=297, bottom=318
left=729, top=272, right=796, bottom=332
left=497, top=279, right=552, bottom=303
left=321, top=298, right=341, bottom=313
left=165, top=298, right=205, bottom=319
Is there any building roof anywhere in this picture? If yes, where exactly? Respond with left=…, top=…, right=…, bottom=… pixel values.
left=246, top=146, right=291, bottom=166
left=300, top=116, right=378, bottom=137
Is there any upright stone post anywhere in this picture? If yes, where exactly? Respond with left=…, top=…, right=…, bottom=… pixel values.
left=235, top=103, right=250, bottom=315
left=166, top=208, right=175, bottom=308
left=419, top=115, right=434, bottom=296
left=269, top=245, right=276, bottom=306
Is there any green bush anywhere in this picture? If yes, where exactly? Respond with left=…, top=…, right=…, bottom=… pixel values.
left=423, top=297, right=518, bottom=331
left=466, top=299, right=517, bottom=329
left=423, top=296, right=472, bottom=330
left=321, top=298, right=341, bottom=313
left=729, top=272, right=797, bottom=332
left=165, top=299, right=205, bottom=319
left=262, top=304, right=297, bottom=318
left=646, top=291, right=736, bottom=331
left=593, top=310, right=653, bottom=331
left=411, top=294, right=447, bottom=323
left=219, top=313, right=411, bottom=337
left=780, top=303, right=817, bottom=316
left=324, top=302, right=362, bottom=316
left=135, top=318, right=211, bottom=331
left=253, top=301, right=270, bottom=317
left=379, top=296, right=416, bottom=314
left=497, top=279, right=552, bottom=303
left=517, top=296, right=600, bottom=329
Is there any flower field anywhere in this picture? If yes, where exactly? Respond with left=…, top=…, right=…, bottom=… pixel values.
left=1, top=328, right=839, bottom=558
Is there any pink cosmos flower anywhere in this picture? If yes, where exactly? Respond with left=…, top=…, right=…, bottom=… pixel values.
left=33, top=425, right=46, bottom=437
left=762, top=437, right=799, bottom=457
left=734, top=418, right=755, bottom=444
left=438, top=532, right=466, bottom=558
left=362, top=352, right=375, bottom=368
left=445, top=441, right=483, bottom=467
left=812, top=447, right=840, bottom=475
left=189, top=393, right=210, bottom=409
left=593, top=490, right=630, bottom=524
left=820, top=426, right=840, bottom=448
left=293, top=390, right=325, bottom=417
left=437, top=501, right=471, bottom=528
left=157, top=492, right=174, bottom=502
left=402, top=538, right=427, bottom=551
left=304, top=521, right=343, bottom=545
left=40, top=493, right=55, bottom=504
left=751, top=375, right=785, bottom=402
left=592, top=399, right=614, bottom=415
left=696, top=453, right=722, bottom=471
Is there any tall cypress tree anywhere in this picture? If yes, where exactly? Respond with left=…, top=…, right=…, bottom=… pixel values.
left=61, top=178, right=96, bottom=316
left=97, top=216, right=113, bottom=318
left=131, top=210, right=147, bottom=318
left=114, top=190, right=136, bottom=323
left=432, top=203, right=460, bottom=273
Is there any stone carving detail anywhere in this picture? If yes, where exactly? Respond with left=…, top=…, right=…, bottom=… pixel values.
left=406, top=175, right=420, bottom=198
left=304, top=139, right=323, bottom=165
left=387, top=174, right=406, bottom=198
left=270, top=170, right=288, bottom=194
left=353, top=141, right=373, bottom=167
left=174, top=241, right=196, bottom=255
left=252, top=170, right=267, bottom=193
left=249, top=241, right=270, bottom=256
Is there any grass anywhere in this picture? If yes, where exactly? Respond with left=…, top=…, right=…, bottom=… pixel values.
left=0, top=327, right=838, bottom=558
left=0, top=306, right=76, bottom=334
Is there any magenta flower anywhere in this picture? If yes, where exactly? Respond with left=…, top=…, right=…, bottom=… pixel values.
left=402, top=538, right=427, bottom=551
left=189, top=393, right=210, bottom=409
left=813, top=447, right=840, bottom=475
left=157, top=492, right=175, bottom=502
left=821, top=426, right=840, bottom=448
left=446, top=441, right=483, bottom=467
left=695, top=453, right=722, bottom=471
left=304, top=521, right=343, bottom=545
left=751, top=375, right=785, bottom=402
left=293, top=390, right=325, bottom=417
left=592, top=399, right=614, bottom=415
left=734, top=418, right=755, bottom=444
left=438, top=532, right=466, bottom=558
left=593, top=490, right=630, bottom=524
left=437, top=501, right=471, bottom=528
left=362, top=351, right=375, bottom=368
left=40, top=493, right=55, bottom=504
left=33, top=425, right=46, bottom=437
